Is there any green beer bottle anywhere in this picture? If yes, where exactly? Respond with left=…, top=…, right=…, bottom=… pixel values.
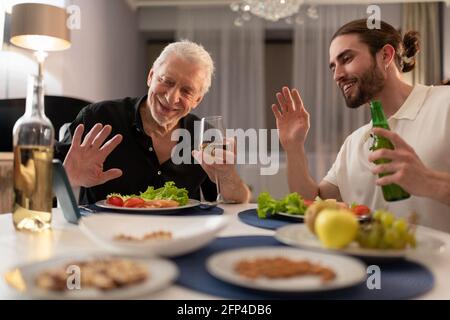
left=370, top=100, right=410, bottom=202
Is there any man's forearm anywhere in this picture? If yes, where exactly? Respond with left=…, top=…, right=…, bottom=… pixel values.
left=286, top=146, right=319, bottom=200
left=426, top=170, right=450, bottom=206
left=220, top=170, right=251, bottom=203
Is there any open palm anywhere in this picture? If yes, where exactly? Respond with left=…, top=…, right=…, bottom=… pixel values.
left=63, top=123, right=123, bottom=188
left=272, top=87, right=310, bottom=151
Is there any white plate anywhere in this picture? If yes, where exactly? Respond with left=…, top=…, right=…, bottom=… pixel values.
left=275, top=212, right=304, bottom=221
left=12, top=254, right=178, bottom=299
left=95, top=199, right=201, bottom=212
left=79, top=214, right=229, bottom=257
left=274, top=212, right=369, bottom=222
left=207, top=246, right=366, bottom=292
left=275, top=224, right=446, bottom=258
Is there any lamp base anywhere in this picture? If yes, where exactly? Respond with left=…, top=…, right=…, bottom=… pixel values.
left=34, top=50, right=48, bottom=80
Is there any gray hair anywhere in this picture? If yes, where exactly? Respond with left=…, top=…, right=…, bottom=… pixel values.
left=152, top=40, right=215, bottom=95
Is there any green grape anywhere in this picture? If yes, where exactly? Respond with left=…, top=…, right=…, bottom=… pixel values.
left=383, top=229, right=397, bottom=247
left=356, top=231, right=370, bottom=248
left=356, top=210, right=416, bottom=250
left=393, top=218, right=407, bottom=234
left=393, top=236, right=407, bottom=250
left=372, top=222, right=383, bottom=237
left=381, top=213, right=394, bottom=228
left=373, top=210, right=383, bottom=221
left=367, top=229, right=380, bottom=248
left=378, top=237, right=389, bottom=249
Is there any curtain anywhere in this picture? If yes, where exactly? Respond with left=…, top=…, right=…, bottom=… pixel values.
left=402, top=2, right=442, bottom=85
left=176, top=7, right=265, bottom=131
left=293, top=5, right=370, bottom=181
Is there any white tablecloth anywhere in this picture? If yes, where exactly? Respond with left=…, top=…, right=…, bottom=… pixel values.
left=0, top=204, right=449, bottom=299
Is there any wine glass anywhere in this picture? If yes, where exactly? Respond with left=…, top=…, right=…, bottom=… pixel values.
left=198, top=116, right=226, bottom=204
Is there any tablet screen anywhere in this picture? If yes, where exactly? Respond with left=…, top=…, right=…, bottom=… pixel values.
left=52, top=159, right=81, bottom=224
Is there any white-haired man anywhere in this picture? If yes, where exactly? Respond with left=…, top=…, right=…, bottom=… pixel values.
left=56, top=40, right=251, bottom=204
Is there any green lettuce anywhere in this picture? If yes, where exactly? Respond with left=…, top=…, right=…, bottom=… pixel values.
left=257, top=192, right=307, bottom=218
left=139, top=181, right=189, bottom=205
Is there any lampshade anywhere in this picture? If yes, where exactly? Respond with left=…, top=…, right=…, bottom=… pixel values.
left=10, top=3, right=71, bottom=52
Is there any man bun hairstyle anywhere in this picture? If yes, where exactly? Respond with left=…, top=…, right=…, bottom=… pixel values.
left=332, top=19, right=420, bottom=73
left=401, top=30, right=420, bottom=72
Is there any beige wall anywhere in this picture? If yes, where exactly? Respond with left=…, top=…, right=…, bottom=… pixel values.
left=0, top=0, right=147, bottom=102
left=265, top=42, right=292, bottom=130
left=444, top=4, right=450, bottom=80
left=60, top=0, right=147, bottom=102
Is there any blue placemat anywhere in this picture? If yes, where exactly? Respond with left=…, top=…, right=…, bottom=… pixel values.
left=79, top=204, right=224, bottom=216
left=173, top=235, right=434, bottom=300
left=238, top=209, right=301, bottom=230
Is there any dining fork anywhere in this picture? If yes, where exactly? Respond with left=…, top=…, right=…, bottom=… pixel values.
left=78, top=205, right=99, bottom=214
left=198, top=201, right=219, bottom=210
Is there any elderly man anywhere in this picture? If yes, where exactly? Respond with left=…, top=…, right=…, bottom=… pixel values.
left=55, top=40, right=251, bottom=204
left=273, top=19, right=450, bottom=232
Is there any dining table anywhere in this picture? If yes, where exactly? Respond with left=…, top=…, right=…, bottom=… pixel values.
left=0, top=203, right=449, bottom=300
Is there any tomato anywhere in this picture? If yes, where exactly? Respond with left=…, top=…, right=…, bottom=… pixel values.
left=304, top=199, right=314, bottom=207
left=106, top=196, right=124, bottom=207
left=123, top=197, right=146, bottom=208
left=352, top=205, right=371, bottom=216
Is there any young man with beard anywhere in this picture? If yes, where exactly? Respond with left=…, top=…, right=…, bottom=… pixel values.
left=273, top=19, right=450, bottom=232
left=56, top=40, right=251, bottom=204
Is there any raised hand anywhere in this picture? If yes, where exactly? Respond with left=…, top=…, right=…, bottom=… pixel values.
left=63, top=123, right=123, bottom=188
left=271, top=86, right=310, bottom=152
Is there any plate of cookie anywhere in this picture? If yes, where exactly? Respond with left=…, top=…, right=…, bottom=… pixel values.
left=7, top=254, right=178, bottom=299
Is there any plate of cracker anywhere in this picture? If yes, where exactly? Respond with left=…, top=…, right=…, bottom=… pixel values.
left=8, top=254, right=178, bottom=299
left=206, top=247, right=366, bottom=292
left=79, top=214, right=229, bottom=257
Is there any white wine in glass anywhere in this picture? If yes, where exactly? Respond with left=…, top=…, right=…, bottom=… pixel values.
left=198, top=116, right=227, bottom=203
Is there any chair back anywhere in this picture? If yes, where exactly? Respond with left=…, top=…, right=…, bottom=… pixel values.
left=0, top=96, right=91, bottom=151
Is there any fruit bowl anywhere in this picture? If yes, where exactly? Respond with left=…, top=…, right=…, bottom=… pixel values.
left=275, top=224, right=446, bottom=259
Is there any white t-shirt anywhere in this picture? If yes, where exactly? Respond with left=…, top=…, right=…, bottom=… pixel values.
left=323, top=84, right=450, bottom=233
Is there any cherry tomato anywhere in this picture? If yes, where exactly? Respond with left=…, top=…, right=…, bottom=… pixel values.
left=352, top=205, right=371, bottom=216
left=106, top=196, right=124, bottom=207
left=123, top=197, right=146, bottom=208
left=304, top=199, right=314, bottom=207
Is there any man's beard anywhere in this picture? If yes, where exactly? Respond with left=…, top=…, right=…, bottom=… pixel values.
left=342, top=60, right=385, bottom=109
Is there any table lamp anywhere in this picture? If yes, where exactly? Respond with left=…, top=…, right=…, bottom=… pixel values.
left=9, top=2, right=71, bottom=80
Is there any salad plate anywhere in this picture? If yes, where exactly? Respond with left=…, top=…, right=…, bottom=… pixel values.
left=95, top=199, right=200, bottom=212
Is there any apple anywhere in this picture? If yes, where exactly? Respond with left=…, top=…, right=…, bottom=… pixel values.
left=315, top=209, right=359, bottom=249
left=304, top=201, right=341, bottom=234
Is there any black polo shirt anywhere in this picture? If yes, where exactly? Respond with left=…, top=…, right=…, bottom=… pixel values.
left=54, top=96, right=217, bottom=204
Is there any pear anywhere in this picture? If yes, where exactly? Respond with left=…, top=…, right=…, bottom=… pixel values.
left=315, top=209, right=359, bottom=249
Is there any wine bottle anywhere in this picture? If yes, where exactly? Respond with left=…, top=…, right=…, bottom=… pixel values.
left=12, top=75, right=55, bottom=231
